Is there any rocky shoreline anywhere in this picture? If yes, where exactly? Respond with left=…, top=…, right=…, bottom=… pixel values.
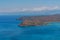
left=18, top=14, right=60, bottom=26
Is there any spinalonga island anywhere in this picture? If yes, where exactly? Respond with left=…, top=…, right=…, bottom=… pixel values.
left=18, top=14, right=60, bottom=26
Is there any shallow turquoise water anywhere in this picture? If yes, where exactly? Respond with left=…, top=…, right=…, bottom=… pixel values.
left=0, top=16, right=60, bottom=40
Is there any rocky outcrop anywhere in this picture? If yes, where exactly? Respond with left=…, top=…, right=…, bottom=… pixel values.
left=18, top=14, right=60, bottom=26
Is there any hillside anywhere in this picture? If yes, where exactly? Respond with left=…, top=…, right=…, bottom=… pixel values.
left=18, top=14, right=60, bottom=26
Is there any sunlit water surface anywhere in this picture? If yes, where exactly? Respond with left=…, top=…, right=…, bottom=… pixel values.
left=0, top=15, right=60, bottom=40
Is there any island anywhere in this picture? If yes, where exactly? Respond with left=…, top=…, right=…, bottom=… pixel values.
left=18, top=14, right=60, bottom=26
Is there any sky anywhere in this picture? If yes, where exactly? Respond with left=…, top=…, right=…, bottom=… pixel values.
left=0, top=0, right=60, bottom=12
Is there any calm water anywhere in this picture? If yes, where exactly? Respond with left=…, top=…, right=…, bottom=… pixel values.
left=0, top=15, right=60, bottom=40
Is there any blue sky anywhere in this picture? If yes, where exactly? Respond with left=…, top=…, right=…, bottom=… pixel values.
left=0, top=0, right=60, bottom=12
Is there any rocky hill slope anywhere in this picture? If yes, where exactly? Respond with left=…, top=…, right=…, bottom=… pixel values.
left=18, top=14, right=60, bottom=26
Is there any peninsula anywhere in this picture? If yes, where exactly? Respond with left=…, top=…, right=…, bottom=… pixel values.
left=18, top=14, right=60, bottom=26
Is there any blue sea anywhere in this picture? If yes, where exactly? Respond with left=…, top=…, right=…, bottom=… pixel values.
left=0, top=15, right=60, bottom=40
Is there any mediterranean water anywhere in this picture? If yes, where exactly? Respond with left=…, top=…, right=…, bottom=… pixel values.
left=0, top=15, right=60, bottom=40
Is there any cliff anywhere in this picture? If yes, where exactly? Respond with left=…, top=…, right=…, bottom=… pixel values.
left=18, top=14, right=60, bottom=26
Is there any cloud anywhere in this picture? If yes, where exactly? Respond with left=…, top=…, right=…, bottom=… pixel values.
left=0, top=6, right=60, bottom=12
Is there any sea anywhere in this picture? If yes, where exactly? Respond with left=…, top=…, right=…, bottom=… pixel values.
left=0, top=15, right=60, bottom=40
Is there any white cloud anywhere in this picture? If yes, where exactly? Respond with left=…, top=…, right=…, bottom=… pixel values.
left=0, top=6, right=60, bottom=12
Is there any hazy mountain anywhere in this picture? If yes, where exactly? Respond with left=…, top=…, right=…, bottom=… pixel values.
left=0, top=10, right=60, bottom=16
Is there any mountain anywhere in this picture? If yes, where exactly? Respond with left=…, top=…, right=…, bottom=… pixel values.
left=18, top=14, right=60, bottom=26
left=0, top=10, right=60, bottom=16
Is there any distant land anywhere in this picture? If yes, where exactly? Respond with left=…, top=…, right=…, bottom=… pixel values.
left=18, top=14, right=60, bottom=26
left=0, top=10, right=60, bottom=15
